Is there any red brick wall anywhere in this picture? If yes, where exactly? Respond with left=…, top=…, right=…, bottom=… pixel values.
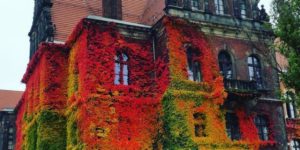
left=140, top=0, right=165, bottom=25
left=209, top=35, right=273, bottom=82
left=51, top=0, right=164, bottom=42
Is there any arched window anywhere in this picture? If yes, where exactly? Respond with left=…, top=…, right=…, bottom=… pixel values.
left=248, top=55, right=262, bottom=88
left=187, top=47, right=202, bottom=82
left=214, top=0, right=224, bottom=15
left=114, top=52, right=129, bottom=85
left=218, top=51, right=233, bottom=79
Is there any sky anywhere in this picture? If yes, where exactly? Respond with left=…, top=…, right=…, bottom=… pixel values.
left=0, top=0, right=273, bottom=91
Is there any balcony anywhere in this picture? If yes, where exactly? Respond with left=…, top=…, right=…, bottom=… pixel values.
left=224, top=79, right=259, bottom=93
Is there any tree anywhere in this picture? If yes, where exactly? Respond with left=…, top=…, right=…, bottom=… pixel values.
left=272, top=0, right=300, bottom=103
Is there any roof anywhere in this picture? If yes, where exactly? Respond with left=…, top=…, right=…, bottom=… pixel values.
left=0, top=90, right=23, bottom=110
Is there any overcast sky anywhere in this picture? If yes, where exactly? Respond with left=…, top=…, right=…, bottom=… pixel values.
left=0, top=0, right=273, bottom=91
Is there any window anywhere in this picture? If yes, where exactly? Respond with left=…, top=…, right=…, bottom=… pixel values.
left=186, top=47, right=202, bottom=82
left=103, top=0, right=122, bottom=19
left=8, top=127, right=13, bottom=133
left=214, top=0, right=224, bottom=15
left=194, top=113, right=207, bottom=137
left=167, top=0, right=183, bottom=6
left=218, top=51, right=233, bottom=79
left=285, top=92, right=297, bottom=118
left=291, top=139, right=300, bottom=150
left=240, top=0, right=247, bottom=18
left=248, top=55, right=263, bottom=88
left=233, top=0, right=247, bottom=19
left=225, top=113, right=241, bottom=140
left=254, top=115, right=269, bottom=141
left=8, top=141, right=13, bottom=150
left=191, top=0, right=200, bottom=10
left=114, top=52, right=129, bottom=85
left=204, top=0, right=210, bottom=12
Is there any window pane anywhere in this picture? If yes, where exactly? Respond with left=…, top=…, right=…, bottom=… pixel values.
left=292, top=140, right=295, bottom=149
left=114, top=62, right=120, bottom=85
left=123, top=75, right=128, bottom=85
left=115, top=62, right=120, bottom=74
left=226, top=70, right=232, bottom=79
left=253, top=57, right=258, bottom=65
left=194, top=62, right=201, bottom=82
left=114, top=55, right=120, bottom=61
left=114, top=74, right=120, bottom=85
left=255, top=69, right=261, bottom=78
left=240, top=0, right=246, bottom=18
left=289, top=102, right=296, bottom=118
left=225, top=113, right=241, bottom=140
left=263, top=127, right=268, bottom=134
left=254, top=115, right=269, bottom=141
left=122, top=53, right=128, bottom=61
left=8, top=128, right=13, bottom=133
left=191, top=0, right=200, bottom=10
left=123, top=64, right=128, bottom=85
left=249, top=67, right=254, bottom=80
left=248, top=57, right=253, bottom=64
left=123, top=64, right=128, bottom=76
left=188, top=66, right=194, bottom=81
left=218, top=52, right=232, bottom=79
left=186, top=48, right=201, bottom=82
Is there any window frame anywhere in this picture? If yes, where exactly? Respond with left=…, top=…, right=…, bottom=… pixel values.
left=114, top=52, right=129, bottom=85
left=240, top=0, right=247, bottom=19
left=291, top=139, right=300, bottom=150
left=193, top=112, right=207, bottom=137
left=285, top=92, right=298, bottom=118
left=214, top=0, right=225, bottom=15
left=190, top=0, right=202, bottom=10
left=186, top=47, right=202, bottom=82
left=254, top=115, right=269, bottom=141
left=218, top=51, right=233, bottom=79
left=247, top=55, right=263, bottom=88
left=225, top=112, right=241, bottom=140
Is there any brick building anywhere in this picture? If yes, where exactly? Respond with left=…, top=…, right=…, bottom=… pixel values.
left=18, top=0, right=288, bottom=149
left=0, top=90, right=23, bottom=150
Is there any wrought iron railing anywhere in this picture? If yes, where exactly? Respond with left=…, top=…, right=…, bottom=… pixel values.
left=224, top=79, right=258, bottom=93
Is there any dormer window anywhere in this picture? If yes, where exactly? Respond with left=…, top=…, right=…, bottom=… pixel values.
left=214, top=0, right=224, bottom=15
left=103, top=0, right=122, bottom=19
left=186, top=47, right=202, bottom=82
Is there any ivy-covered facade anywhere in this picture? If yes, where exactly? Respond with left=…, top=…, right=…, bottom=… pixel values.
left=17, top=0, right=289, bottom=150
